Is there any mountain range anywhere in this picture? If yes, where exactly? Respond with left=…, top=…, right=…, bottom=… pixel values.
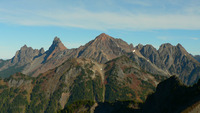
left=0, top=33, right=199, bottom=85
left=0, top=33, right=199, bottom=113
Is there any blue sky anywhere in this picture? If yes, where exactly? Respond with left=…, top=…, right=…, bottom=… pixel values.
left=0, top=0, right=200, bottom=59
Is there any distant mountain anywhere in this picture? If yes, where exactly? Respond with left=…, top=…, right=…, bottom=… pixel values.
left=194, top=55, right=200, bottom=62
left=23, top=37, right=68, bottom=77
left=0, top=37, right=69, bottom=77
left=137, top=43, right=200, bottom=85
left=0, top=45, right=44, bottom=78
left=11, top=45, right=44, bottom=65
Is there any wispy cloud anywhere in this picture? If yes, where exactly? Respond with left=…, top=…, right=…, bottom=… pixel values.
left=1, top=8, right=200, bottom=30
left=191, top=37, right=199, bottom=40
left=0, top=0, right=200, bottom=30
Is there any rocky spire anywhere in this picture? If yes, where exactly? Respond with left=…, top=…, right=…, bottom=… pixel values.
left=44, top=37, right=67, bottom=62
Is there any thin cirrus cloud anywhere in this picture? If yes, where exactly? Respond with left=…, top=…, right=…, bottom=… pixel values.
left=191, top=37, right=199, bottom=40
left=0, top=0, right=200, bottom=30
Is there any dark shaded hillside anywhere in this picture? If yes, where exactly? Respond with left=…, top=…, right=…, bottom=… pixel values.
left=142, top=76, right=200, bottom=113
left=92, top=76, right=200, bottom=113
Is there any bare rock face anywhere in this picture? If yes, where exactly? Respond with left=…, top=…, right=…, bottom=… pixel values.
left=137, top=43, right=200, bottom=85
left=24, top=37, right=68, bottom=77
left=44, top=37, right=67, bottom=62
left=158, top=43, right=200, bottom=85
left=0, top=45, right=45, bottom=78
left=11, top=45, right=43, bottom=65
left=75, top=33, right=134, bottom=63
left=138, top=44, right=165, bottom=69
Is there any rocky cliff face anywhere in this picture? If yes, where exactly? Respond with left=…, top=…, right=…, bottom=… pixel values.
left=137, top=43, right=200, bottom=85
left=0, top=37, right=68, bottom=78
left=11, top=45, right=44, bottom=65
left=0, top=45, right=44, bottom=78
left=23, top=37, right=68, bottom=77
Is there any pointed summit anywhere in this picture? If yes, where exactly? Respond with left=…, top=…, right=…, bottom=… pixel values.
left=39, top=48, right=45, bottom=54
left=19, top=45, right=29, bottom=51
left=76, top=33, right=134, bottom=63
left=176, top=43, right=185, bottom=50
left=48, top=37, right=67, bottom=52
left=98, top=33, right=109, bottom=37
left=53, top=37, right=62, bottom=44
left=21, top=45, right=28, bottom=49
left=51, top=37, right=67, bottom=50
left=44, top=37, right=67, bottom=62
left=95, top=33, right=113, bottom=41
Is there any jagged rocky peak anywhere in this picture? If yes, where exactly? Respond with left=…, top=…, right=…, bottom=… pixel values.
left=11, top=45, right=43, bottom=64
left=53, top=37, right=62, bottom=45
left=176, top=43, right=188, bottom=54
left=135, top=43, right=144, bottom=50
left=21, top=44, right=28, bottom=49
left=159, top=43, right=173, bottom=50
left=141, top=44, right=157, bottom=52
left=44, top=37, right=67, bottom=61
left=176, top=43, right=183, bottom=47
left=176, top=43, right=185, bottom=51
left=158, top=43, right=188, bottom=55
left=50, top=37, right=67, bottom=51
